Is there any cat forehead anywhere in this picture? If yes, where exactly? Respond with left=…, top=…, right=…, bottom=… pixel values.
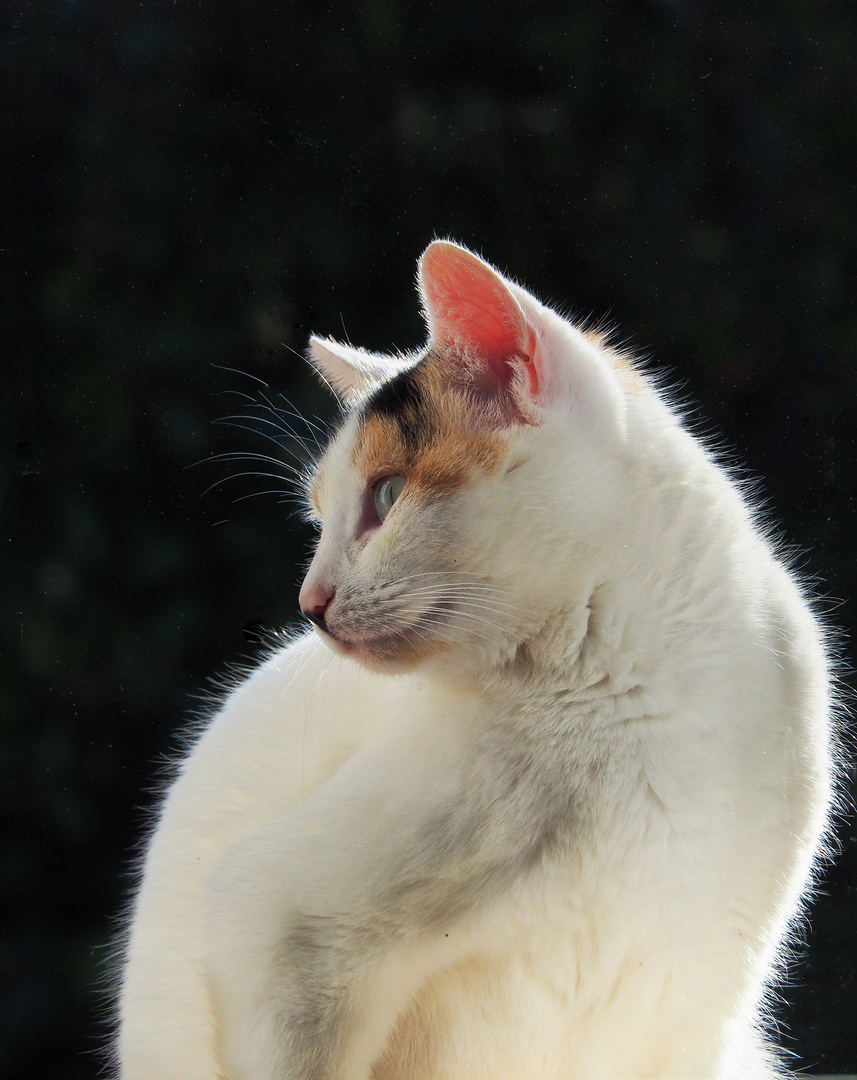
left=319, top=355, right=510, bottom=501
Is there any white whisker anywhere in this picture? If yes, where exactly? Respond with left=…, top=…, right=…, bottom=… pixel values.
left=202, top=470, right=303, bottom=497
left=215, top=414, right=318, bottom=459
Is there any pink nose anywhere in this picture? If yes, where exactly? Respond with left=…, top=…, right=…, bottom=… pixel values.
left=299, top=580, right=335, bottom=631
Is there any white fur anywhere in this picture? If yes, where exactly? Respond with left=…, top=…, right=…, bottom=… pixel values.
left=116, top=243, right=834, bottom=1079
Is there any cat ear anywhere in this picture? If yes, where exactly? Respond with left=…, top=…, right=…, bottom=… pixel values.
left=418, top=240, right=540, bottom=399
left=307, top=336, right=407, bottom=401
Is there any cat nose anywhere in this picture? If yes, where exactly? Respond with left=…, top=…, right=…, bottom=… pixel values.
left=299, top=581, right=335, bottom=631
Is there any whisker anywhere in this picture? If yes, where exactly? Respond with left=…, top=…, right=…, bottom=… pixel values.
left=390, top=608, right=510, bottom=645
left=229, top=488, right=307, bottom=507
left=383, top=570, right=505, bottom=581
left=210, top=363, right=271, bottom=388
left=400, top=582, right=514, bottom=598
left=214, top=422, right=315, bottom=466
left=206, top=451, right=308, bottom=477
left=217, top=407, right=321, bottom=461
left=216, top=409, right=317, bottom=445
left=382, top=580, right=513, bottom=600
left=218, top=386, right=330, bottom=452
left=397, top=599, right=519, bottom=623
left=202, top=470, right=304, bottom=497
left=393, top=586, right=519, bottom=615
left=394, top=605, right=511, bottom=630
left=271, top=397, right=334, bottom=441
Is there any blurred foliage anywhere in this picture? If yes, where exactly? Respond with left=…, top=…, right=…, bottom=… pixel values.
left=3, top=0, right=855, bottom=1076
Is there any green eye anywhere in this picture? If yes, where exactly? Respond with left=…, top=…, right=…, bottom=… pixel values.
left=373, top=474, right=407, bottom=521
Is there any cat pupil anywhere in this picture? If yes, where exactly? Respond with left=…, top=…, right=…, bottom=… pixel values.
left=373, top=474, right=406, bottom=520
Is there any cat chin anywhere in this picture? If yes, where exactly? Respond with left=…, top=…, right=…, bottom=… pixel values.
left=316, top=626, right=449, bottom=675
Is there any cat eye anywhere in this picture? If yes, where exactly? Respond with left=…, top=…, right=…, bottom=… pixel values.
left=372, top=474, right=407, bottom=521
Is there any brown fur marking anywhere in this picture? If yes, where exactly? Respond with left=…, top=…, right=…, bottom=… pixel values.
left=352, top=356, right=508, bottom=502
left=371, top=956, right=494, bottom=1080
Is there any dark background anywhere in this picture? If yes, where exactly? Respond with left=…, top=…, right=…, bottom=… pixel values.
left=3, top=2, right=855, bottom=1077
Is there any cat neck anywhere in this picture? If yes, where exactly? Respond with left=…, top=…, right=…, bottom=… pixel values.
left=424, top=450, right=755, bottom=730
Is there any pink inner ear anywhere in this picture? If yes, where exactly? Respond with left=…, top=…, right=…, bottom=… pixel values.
left=420, top=243, right=528, bottom=380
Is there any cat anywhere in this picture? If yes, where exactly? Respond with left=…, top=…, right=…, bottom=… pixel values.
left=115, top=240, right=837, bottom=1080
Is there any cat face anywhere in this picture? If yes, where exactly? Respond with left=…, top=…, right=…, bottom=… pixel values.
left=299, top=241, right=633, bottom=675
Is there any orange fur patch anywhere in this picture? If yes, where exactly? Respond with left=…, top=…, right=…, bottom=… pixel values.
left=352, top=357, right=508, bottom=501
left=371, top=956, right=493, bottom=1080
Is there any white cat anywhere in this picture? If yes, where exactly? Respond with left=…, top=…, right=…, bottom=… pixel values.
left=116, top=241, right=836, bottom=1080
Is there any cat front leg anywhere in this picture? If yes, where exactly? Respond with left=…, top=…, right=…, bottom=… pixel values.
left=116, top=635, right=384, bottom=1080
left=203, top=709, right=559, bottom=1080
left=203, top=747, right=459, bottom=1080
left=206, top=874, right=430, bottom=1080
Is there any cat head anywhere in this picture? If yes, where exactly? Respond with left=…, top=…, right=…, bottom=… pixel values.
left=299, top=241, right=636, bottom=676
